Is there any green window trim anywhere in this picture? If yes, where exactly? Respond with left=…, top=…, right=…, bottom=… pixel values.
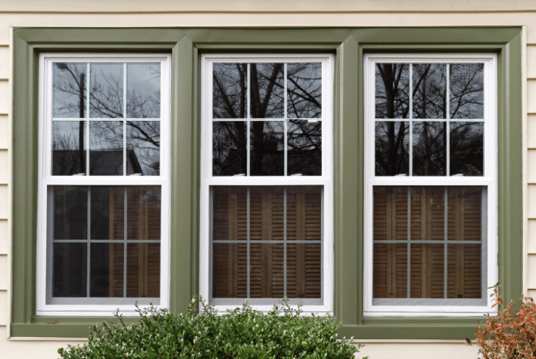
left=11, top=27, right=522, bottom=339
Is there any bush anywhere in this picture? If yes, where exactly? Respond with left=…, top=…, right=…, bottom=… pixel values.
left=58, top=298, right=364, bottom=359
left=471, top=285, right=536, bottom=359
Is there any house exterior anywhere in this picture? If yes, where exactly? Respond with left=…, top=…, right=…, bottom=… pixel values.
left=0, top=1, right=534, bottom=358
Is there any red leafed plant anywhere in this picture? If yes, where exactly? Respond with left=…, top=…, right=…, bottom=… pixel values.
left=471, top=285, right=536, bottom=359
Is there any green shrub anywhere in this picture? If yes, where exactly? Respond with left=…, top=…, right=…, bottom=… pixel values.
left=58, top=298, right=365, bottom=359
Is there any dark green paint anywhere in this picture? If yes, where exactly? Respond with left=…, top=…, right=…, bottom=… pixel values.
left=11, top=27, right=523, bottom=339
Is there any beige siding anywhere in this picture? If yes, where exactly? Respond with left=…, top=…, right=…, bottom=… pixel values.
left=0, top=1, right=533, bottom=358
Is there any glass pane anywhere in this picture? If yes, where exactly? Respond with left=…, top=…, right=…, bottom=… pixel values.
left=413, top=64, right=447, bottom=119
left=286, top=186, right=322, bottom=241
left=126, top=186, right=161, bottom=240
left=53, top=243, right=87, bottom=297
left=287, top=243, right=321, bottom=298
left=450, top=122, right=483, bottom=176
left=127, top=63, right=160, bottom=118
left=250, top=243, right=284, bottom=298
left=52, top=186, right=87, bottom=240
left=250, top=63, right=284, bottom=118
left=90, top=187, right=124, bottom=240
left=90, top=243, right=124, bottom=298
left=53, top=63, right=87, bottom=118
left=213, top=121, right=247, bottom=176
left=375, top=121, right=409, bottom=176
left=288, top=120, right=321, bottom=176
left=375, top=64, right=409, bottom=119
left=90, top=63, right=124, bottom=118
left=409, top=187, right=445, bottom=241
left=212, top=187, right=248, bottom=241
left=447, top=244, right=482, bottom=298
left=373, top=187, right=409, bottom=241
left=52, top=121, right=86, bottom=175
left=212, top=243, right=248, bottom=298
left=126, top=121, right=160, bottom=176
left=213, top=63, right=247, bottom=119
left=410, top=244, right=444, bottom=298
left=249, top=187, right=285, bottom=241
left=450, top=64, right=484, bottom=119
left=89, top=121, right=124, bottom=176
left=287, top=63, right=322, bottom=119
left=373, top=243, right=408, bottom=298
left=413, top=122, right=446, bottom=176
left=126, top=243, right=160, bottom=298
left=250, top=121, right=284, bottom=176
left=447, top=187, right=483, bottom=241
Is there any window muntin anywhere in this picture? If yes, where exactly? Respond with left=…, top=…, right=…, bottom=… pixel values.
left=201, top=55, right=333, bottom=313
left=37, top=54, right=171, bottom=316
left=364, top=54, right=498, bottom=316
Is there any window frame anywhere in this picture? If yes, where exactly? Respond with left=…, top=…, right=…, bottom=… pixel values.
left=199, top=53, right=335, bottom=314
left=363, top=53, right=498, bottom=316
left=36, top=53, right=172, bottom=316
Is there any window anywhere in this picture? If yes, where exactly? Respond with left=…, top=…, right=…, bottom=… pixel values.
left=36, top=54, right=171, bottom=316
left=364, top=54, right=498, bottom=316
left=200, top=55, right=334, bottom=312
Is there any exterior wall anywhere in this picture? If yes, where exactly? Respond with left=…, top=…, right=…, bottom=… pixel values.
left=0, top=1, right=533, bottom=358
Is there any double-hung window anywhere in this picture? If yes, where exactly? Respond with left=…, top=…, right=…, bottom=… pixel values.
left=364, top=54, right=498, bottom=316
left=36, top=54, right=171, bottom=316
left=200, top=54, right=334, bottom=312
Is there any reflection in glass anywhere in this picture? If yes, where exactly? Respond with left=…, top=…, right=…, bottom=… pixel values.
left=213, top=63, right=247, bottom=119
left=90, top=63, right=124, bottom=118
left=287, top=120, right=321, bottom=176
left=450, top=64, right=484, bottom=119
left=53, top=63, right=87, bottom=118
left=413, top=122, right=446, bottom=176
left=53, top=243, right=87, bottom=297
left=250, top=63, right=284, bottom=118
left=213, top=121, right=247, bottom=176
left=126, top=243, right=160, bottom=297
left=90, top=187, right=124, bottom=240
left=287, top=63, right=322, bottom=118
left=375, top=121, right=409, bottom=176
left=127, top=63, right=161, bottom=118
left=375, top=64, right=409, bottom=119
left=89, top=121, right=124, bottom=175
left=250, top=121, right=284, bottom=176
left=212, top=243, right=248, bottom=298
left=127, top=186, right=161, bottom=240
left=212, top=187, right=248, bottom=241
left=127, top=121, right=160, bottom=176
left=450, top=122, right=483, bottom=176
left=90, top=243, right=124, bottom=297
left=52, top=121, right=86, bottom=175
left=413, top=64, right=447, bottom=119
left=52, top=186, right=87, bottom=240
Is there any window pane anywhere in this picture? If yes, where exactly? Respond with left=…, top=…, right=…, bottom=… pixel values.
left=287, top=63, right=322, bottom=119
left=212, top=243, right=248, bottom=298
left=126, top=243, right=160, bottom=297
left=287, top=243, right=321, bottom=298
left=409, top=187, right=445, bottom=241
left=375, top=64, right=409, bottom=119
left=90, top=186, right=124, bottom=240
left=90, top=243, right=124, bottom=297
left=372, top=187, right=408, bottom=241
left=126, top=121, right=160, bottom=176
left=250, top=121, right=284, bottom=176
left=450, top=64, right=484, bottom=119
left=52, top=121, right=86, bottom=175
left=90, top=63, right=124, bottom=118
left=412, top=64, right=447, bottom=119
left=373, top=243, right=408, bottom=298
left=288, top=120, right=321, bottom=176
left=447, top=187, right=483, bottom=241
left=53, top=243, right=87, bottom=297
left=89, top=121, right=124, bottom=175
left=213, top=121, right=247, bottom=176
left=410, top=244, right=445, bottom=298
left=447, top=244, right=482, bottom=298
left=127, top=186, right=161, bottom=240
left=127, top=63, right=160, bottom=118
left=450, top=122, right=483, bottom=176
left=286, top=186, right=322, bottom=241
left=375, top=121, right=409, bottom=176
left=250, top=187, right=285, bottom=241
left=250, top=243, right=285, bottom=298
left=250, top=63, right=284, bottom=118
left=53, top=63, right=87, bottom=118
left=52, top=186, right=87, bottom=240
left=412, top=122, right=446, bottom=176
left=213, top=63, right=247, bottom=119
